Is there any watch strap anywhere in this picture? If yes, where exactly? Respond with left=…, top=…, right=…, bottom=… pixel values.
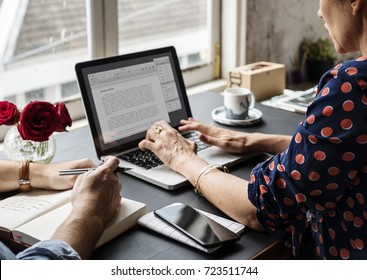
left=19, top=160, right=32, bottom=192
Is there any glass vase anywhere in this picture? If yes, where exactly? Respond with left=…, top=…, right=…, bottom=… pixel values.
left=3, top=126, right=56, bottom=164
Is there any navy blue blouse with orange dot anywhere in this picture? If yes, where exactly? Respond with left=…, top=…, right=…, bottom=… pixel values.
left=248, top=57, right=367, bottom=259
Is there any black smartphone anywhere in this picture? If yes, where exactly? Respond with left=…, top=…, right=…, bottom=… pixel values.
left=153, top=203, right=240, bottom=248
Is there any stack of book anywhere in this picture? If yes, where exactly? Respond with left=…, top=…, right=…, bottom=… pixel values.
left=261, top=86, right=317, bottom=114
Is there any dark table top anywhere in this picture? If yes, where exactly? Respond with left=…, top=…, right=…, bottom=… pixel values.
left=1, top=92, right=304, bottom=259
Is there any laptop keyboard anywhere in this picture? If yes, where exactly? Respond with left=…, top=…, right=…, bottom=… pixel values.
left=119, top=131, right=209, bottom=169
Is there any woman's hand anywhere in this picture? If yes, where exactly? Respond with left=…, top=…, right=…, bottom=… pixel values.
left=179, top=118, right=292, bottom=155
left=179, top=118, right=255, bottom=154
left=31, top=158, right=97, bottom=191
left=138, top=121, right=199, bottom=172
left=0, top=158, right=97, bottom=193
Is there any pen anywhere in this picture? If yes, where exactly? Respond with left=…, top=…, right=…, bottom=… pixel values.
left=59, top=166, right=132, bottom=176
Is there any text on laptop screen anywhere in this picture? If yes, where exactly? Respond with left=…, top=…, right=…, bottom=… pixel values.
left=78, top=49, right=191, bottom=154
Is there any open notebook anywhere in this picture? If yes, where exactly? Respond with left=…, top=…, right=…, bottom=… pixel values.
left=137, top=203, right=245, bottom=253
left=75, top=46, right=258, bottom=190
left=0, top=190, right=147, bottom=249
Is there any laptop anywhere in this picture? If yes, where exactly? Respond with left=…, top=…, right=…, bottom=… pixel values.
left=75, top=46, right=257, bottom=190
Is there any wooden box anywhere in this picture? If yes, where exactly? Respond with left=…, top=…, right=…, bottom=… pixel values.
left=229, top=61, right=286, bottom=101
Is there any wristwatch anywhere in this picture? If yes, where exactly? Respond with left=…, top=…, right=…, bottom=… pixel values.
left=19, top=160, right=32, bottom=192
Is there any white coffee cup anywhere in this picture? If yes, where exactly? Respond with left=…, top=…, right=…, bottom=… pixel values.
left=223, top=87, right=255, bottom=120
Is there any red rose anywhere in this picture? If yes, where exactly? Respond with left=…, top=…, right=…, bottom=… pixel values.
left=0, top=101, right=20, bottom=125
left=54, top=102, right=72, bottom=132
left=18, top=101, right=59, bottom=141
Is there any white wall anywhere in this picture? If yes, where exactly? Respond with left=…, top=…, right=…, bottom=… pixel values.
left=245, top=0, right=358, bottom=81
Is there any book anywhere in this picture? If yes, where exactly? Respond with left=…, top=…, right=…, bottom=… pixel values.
left=137, top=203, right=245, bottom=253
left=0, top=189, right=147, bottom=249
left=261, top=86, right=317, bottom=114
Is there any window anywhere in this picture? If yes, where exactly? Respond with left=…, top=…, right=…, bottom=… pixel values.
left=61, top=81, right=79, bottom=99
left=0, top=0, right=88, bottom=107
left=0, top=0, right=220, bottom=110
left=25, top=89, right=44, bottom=103
left=117, top=0, right=215, bottom=71
left=93, top=0, right=220, bottom=87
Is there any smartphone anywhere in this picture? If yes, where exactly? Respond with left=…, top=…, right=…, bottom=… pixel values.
left=153, top=203, right=240, bottom=248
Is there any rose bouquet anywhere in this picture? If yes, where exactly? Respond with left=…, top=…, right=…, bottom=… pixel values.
left=0, top=100, right=72, bottom=141
left=0, top=100, right=72, bottom=163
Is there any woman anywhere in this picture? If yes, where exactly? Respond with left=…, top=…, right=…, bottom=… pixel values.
left=139, top=0, right=367, bottom=259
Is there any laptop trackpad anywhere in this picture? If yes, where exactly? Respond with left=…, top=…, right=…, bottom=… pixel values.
left=200, top=146, right=238, bottom=164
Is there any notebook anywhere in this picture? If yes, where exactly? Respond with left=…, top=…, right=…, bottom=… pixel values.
left=75, top=46, right=258, bottom=190
left=137, top=203, right=245, bottom=253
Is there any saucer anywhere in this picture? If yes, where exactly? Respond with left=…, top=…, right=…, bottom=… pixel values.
left=211, top=107, right=263, bottom=126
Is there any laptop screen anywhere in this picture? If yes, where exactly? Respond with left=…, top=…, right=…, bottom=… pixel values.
left=75, top=46, right=192, bottom=157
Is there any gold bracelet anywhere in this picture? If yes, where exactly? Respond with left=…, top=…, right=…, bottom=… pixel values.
left=194, top=164, right=229, bottom=196
left=19, top=160, right=32, bottom=192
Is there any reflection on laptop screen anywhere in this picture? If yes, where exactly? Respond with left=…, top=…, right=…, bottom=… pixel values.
left=76, top=47, right=191, bottom=156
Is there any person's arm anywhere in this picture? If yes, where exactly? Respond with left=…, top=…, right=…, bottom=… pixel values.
left=16, top=240, right=81, bottom=260
left=15, top=157, right=121, bottom=260
left=179, top=118, right=291, bottom=155
left=138, top=121, right=264, bottom=230
left=0, top=242, right=17, bottom=260
left=51, top=156, right=122, bottom=259
left=0, top=158, right=95, bottom=192
left=174, top=155, right=264, bottom=231
left=50, top=210, right=105, bottom=260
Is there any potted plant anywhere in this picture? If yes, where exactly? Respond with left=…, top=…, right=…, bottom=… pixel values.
left=300, top=38, right=336, bottom=83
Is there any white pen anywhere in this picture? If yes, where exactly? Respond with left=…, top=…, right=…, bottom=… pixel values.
left=59, top=166, right=132, bottom=176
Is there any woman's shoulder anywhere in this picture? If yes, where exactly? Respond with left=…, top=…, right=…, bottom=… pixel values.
left=335, top=56, right=367, bottom=71
left=318, top=56, right=367, bottom=92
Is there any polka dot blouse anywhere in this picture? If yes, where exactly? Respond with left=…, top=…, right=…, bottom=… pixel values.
left=248, top=57, right=367, bottom=259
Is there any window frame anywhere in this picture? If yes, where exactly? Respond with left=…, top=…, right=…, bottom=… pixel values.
left=86, top=0, right=247, bottom=89
left=0, top=0, right=247, bottom=142
left=88, top=0, right=222, bottom=88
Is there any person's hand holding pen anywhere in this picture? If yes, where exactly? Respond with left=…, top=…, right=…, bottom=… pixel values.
left=52, top=156, right=122, bottom=259
left=69, top=156, right=122, bottom=218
